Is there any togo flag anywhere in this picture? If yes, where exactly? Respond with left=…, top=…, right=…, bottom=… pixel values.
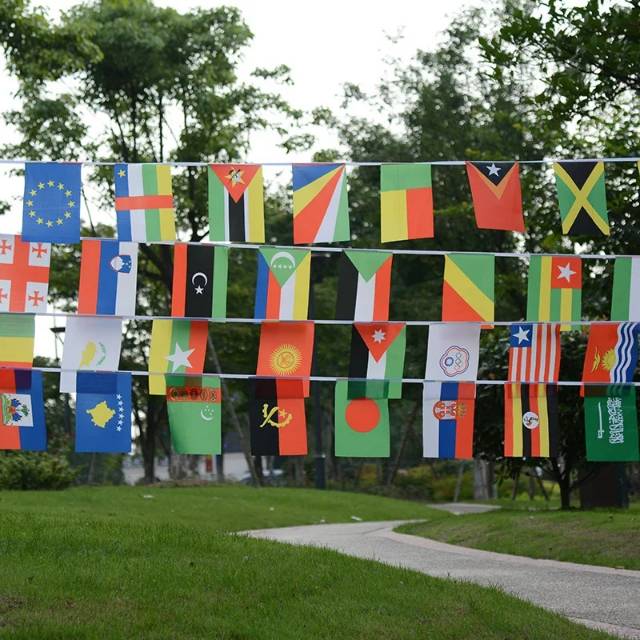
left=611, top=257, right=640, bottom=321
left=0, top=369, right=46, bottom=451
left=584, top=386, right=639, bottom=462
left=442, top=253, right=495, bottom=323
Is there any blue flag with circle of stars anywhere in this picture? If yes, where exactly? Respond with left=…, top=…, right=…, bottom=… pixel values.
left=22, top=162, right=82, bottom=243
left=75, top=372, right=131, bottom=453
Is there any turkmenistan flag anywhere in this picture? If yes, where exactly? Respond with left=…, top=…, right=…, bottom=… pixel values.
left=584, top=385, right=639, bottom=462
left=0, top=314, right=35, bottom=368
left=442, top=253, right=495, bottom=323
left=553, top=161, right=609, bottom=236
left=166, top=375, right=222, bottom=455
left=379, top=164, right=433, bottom=242
left=611, top=257, right=640, bottom=321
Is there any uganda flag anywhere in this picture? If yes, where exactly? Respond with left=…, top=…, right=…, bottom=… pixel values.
left=336, top=250, right=393, bottom=321
left=249, top=378, right=307, bottom=456
left=334, top=380, right=390, bottom=457
left=465, top=161, right=524, bottom=232
left=611, top=257, right=640, bottom=321
left=171, top=244, right=228, bottom=319
left=208, top=164, right=265, bottom=243
left=526, top=255, right=582, bottom=330
left=148, top=320, right=209, bottom=395
left=380, top=164, right=433, bottom=242
left=0, top=370, right=46, bottom=451
left=504, top=383, right=558, bottom=458
left=442, top=253, right=495, bottom=323
left=0, top=313, right=35, bottom=368
left=553, top=161, right=609, bottom=236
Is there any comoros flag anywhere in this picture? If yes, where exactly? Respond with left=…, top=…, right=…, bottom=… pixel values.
left=0, top=370, right=46, bottom=451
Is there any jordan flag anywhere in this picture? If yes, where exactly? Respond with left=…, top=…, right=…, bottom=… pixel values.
left=465, top=161, right=524, bottom=232
left=582, top=322, right=640, bottom=384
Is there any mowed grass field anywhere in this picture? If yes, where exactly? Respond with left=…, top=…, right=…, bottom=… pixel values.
left=0, top=486, right=614, bottom=639
left=399, top=502, right=640, bottom=570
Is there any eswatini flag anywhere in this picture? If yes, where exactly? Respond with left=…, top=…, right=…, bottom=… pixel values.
left=336, top=250, right=392, bottom=321
left=0, top=369, right=46, bottom=451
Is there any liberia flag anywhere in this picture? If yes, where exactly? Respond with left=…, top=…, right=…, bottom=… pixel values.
left=507, top=323, right=561, bottom=383
left=582, top=322, right=640, bottom=384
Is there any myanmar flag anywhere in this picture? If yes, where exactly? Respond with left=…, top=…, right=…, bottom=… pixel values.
left=526, top=255, right=582, bottom=330
left=334, top=380, right=389, bottom=457
left=166, top=375, right=222, bottom=455
left=380, top=164, right=433, bottom=242
left=554, top=161, right=609, bottom=236
left=442, top=253, right=495, bottom=323
left=611, top=257, right=640, bottom=321
left=148, top=320, right=209, bottom=395
left=0, top=313, right=35, bottom=368
left=0, top=369, right=46, bottom=451
left=504, top=383, right=558, bottom=458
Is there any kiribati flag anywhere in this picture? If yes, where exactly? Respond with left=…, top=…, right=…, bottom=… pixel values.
left=582, top=322, right=640, bottom=384
left=0, top=369, right=46, bottom=451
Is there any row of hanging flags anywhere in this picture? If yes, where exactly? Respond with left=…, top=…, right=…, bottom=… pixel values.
left=19, top=160, right=637, bottom=245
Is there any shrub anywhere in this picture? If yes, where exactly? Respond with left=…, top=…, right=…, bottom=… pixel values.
left=0, top=452, right=77, bottom=490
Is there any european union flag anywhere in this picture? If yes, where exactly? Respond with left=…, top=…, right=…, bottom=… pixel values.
left=22, top=162, right=82, bottom=243
left=75, top=372, right=131, bottom=453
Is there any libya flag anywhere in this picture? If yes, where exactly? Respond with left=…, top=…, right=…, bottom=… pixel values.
left=166, top=375, right=222, bottom=454
left=334, top=380, right=389, bottom=457
left=584, top=385, right=639, bottom=462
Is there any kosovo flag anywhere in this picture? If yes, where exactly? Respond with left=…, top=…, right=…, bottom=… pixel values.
left=22, top=163, right=82, bottom=243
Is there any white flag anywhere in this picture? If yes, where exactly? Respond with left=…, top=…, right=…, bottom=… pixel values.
left=425, top=324, right=480, bottom=382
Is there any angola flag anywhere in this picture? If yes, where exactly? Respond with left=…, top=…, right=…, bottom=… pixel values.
left=256, top=321, right=314, bottom=397
left=0, top=314, right=35, bottom=368
left=334, top=380, right=390, bottom=457
left=166, top=375, right=222, bottom=455
left=336, top=250, right=393, bottom=321
left=465, top=161, right=524, bottom=232
left=526, top=255, right=582, bottom=330
left=249, top=378, right=307, bottom=456
left=582, top=322, right=639, bottom=384
left=611, top=257, right=640, bottom=321
left=292, top=164, right=349, bottom=244
left=208, top=164, right=265, bottom=243
left=0, top=369, right=46, bottom=451
left=442, top=253, right=495, bottom=322
left=148, top=320, right=208, bottom=395
left=504, top=383, right=558, bottom=458
left=171, top=244, right=228, bottom=319
left=348, top=322, right=406, bottom=399
left=553, top=161, right=609, bottom=236
left=254, top=248, right=311, bottom=321
left=380, top=164, right=433, bottom=242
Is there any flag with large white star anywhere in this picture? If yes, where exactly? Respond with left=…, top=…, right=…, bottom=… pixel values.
left=507, top=323, right=561, bottom=383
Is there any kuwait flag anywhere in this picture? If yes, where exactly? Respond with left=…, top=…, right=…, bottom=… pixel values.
left=422, top=382, right=475, bottom=459
left=148, top=320, right=208, bottom=395
left=380, top=164, right=433, bottom=242
left=582, top=322, right=639, bottom=384
left=254, top=248, right=311, bottom=321
left=78, top=239, right=138, bottom=316
left=0, top=369, right=46, bottom=451
left=334, top=380, right=389, bottom=457
left=336, top=250, right=393, bottom=321
left=442, top=253, right=495, bottom=323
left=611, top=257, right=640, bottom=321
left=0, top=313, right=35, bottom=368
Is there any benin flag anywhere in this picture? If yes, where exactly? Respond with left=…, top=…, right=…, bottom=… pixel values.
left=380, top=164, right=433, bottom=242
left=442, top=254, right=494, bottom=322
left=504, top=383, right=558, bottom=458
left=526, top=255, right=581, bottom=330
left=0, top=369, right=46, bottom=451
left=166, top=375, right=222, bottom=454
left=611, top=257, right=640, bottom=321
left=148, top=320, right=208, bottom=395
left=334, top=380, right=389, bottom=457
left=554, top=161, right=609, bottom=236
left=0, top=313, right=35, bottom=368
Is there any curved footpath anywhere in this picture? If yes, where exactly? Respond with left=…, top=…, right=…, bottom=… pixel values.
left=245, top=519, right=640, bottom=639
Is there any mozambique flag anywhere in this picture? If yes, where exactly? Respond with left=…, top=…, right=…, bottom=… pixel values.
left=249, top=378, right=307, bottom=456
left=442, top=253, right=495, bottom=323
left=114, top=163, right=176, bottom=242
left=611, top=257, right=640, bottom=321
left=553, top=161, right=609, bottom=236
left=254, top=248, right=310, bottom=321
left=292, top=164, right=349, bottom=244
left=334, top=380, right=390, bottom=457
left=526, top=255, right=582, bottom=330
left=148, top=320, right=208, bottom=395
left=504, top=383, right=558, bottom=458
left=380, top=164, right=433, bottom=242
left=171, top=244, right=228, bottom=319
left=336, top=250, right=393, bottom=321
left=348, top=322, right=406, bottom=399
left=166, top=375, right=222, bottom=455
left=0, top=369, right=46, bottom=451
left=0, top=314, right=35, bottom=368
left=208, top=164, right=265, bottom=243
left=465, top=161, right=524, bottom=232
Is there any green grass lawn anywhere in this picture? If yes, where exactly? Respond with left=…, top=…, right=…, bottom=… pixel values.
left=399, top=502, right=640, bottom=570
left=0, top=486, right=613, bottom=639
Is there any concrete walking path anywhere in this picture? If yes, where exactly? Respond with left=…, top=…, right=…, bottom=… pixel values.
left=246, top=520, right=640, bottom=639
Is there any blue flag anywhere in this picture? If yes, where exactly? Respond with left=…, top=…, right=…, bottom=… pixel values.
left=0, top=369, right=46, bottom=451
left=75, top=372, right=131, bottom=453
left=22, top=162, right=82, bottom=243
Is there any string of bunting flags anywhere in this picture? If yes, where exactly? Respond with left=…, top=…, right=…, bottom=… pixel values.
left=1, top=159, right=639, bottom=464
